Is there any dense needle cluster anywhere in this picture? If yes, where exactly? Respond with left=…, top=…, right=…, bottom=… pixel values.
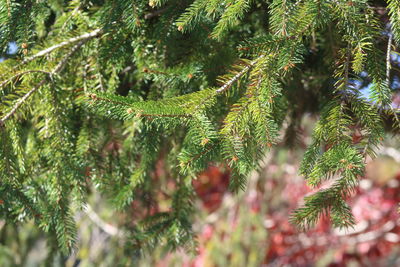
left=0, top=0, right=400, bottom=256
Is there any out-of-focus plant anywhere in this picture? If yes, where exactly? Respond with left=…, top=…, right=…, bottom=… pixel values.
left=136, top=139, right=400, bottom=267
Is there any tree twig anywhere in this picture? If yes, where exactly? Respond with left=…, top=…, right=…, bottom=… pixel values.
left=19, top=28, right=102, bottom=66
left=0, top=70, right=52, bottom=88
left=386, top=33, right=400, bottom=127
left=0, top=41, right=87, bottom=125
left=216, top=55, right=265, bottom=94
left=386, top=34, right=393, bottom=85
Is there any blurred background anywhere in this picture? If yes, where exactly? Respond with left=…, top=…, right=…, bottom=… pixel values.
left=0, top=115, right=399, bottom=267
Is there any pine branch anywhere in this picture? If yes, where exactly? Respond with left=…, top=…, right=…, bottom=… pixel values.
left=216, top=55, right=264, bottom=94
left=3, top=0, right=400, bottom=254
left=87, top=93, right=193, bottom=119
left=0, top=79, right=47, bottom=126
left=387, top=0, right=400, bottom=45
left=18, top=28, right=102, bottom=66
left=211, top=0, right=251, bottom=39
left=0, top=40, right=86, bottom=125
left=0, top=70, right=52, bottom=88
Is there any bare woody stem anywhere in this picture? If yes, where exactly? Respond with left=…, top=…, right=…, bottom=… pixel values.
left=386, top=33, right=400, bottom=125
left=18, top=28, right=103, bottom=67
left=0, top=41, right=87, bottom=125
left=216, top=55, right=265, bottom=94
left=386, top=34, right=393, bottom=85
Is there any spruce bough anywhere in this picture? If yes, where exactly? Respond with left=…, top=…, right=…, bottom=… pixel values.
left=0, top=0, right=399, bottom=254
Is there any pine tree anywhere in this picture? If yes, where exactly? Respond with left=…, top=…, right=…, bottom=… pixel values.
left=0, top=0, right=399, bottom=257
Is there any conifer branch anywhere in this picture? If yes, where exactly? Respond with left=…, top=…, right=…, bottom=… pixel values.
left=3, top=0, right=400, bottom=252
left=88, top=95, right=192, bottom=118
left=1, top=41, right=86, bottom=125
left=0, top=70, right=52, bottom=88
left=182, top=141, right=219, bottom=167
left=216, top=55, right=264, bottom=94
left=140, top=113, right=191, bottom=118
left=0, top=79, right=47, bottom=126
left=19, top=28, right=102, bottom=66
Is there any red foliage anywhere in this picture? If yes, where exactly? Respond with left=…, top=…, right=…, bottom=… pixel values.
left=192, top=165, right=230, bottom=212
left=192, top=166, right=400, bottom=266
left=263, top=173, right=400, bottom=266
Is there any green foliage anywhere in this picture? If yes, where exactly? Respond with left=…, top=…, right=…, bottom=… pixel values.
left=388, top=0, right=400, bottom=45
left=0, top=0, right=399, bottom=258
left=211, top=0, right=251, bottom=39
